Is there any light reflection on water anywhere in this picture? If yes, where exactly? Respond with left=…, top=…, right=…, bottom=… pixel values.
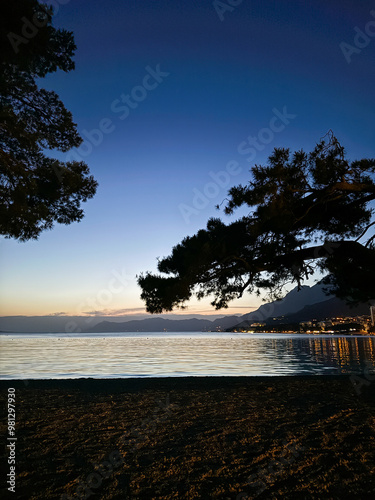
left=0, top=332, right=374, bottom=379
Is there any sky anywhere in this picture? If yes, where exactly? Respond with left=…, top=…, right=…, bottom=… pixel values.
left=0, top=0, right=374, bottom=318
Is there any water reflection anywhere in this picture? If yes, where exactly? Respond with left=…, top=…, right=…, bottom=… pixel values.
left=0, top=333, right=374, bottom=379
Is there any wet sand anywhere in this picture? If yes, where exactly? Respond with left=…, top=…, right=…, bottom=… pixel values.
left=1, top=376, right=374, bottom=499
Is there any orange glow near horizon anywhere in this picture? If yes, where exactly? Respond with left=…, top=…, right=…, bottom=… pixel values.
left=0, top=303, right=258, bottom=318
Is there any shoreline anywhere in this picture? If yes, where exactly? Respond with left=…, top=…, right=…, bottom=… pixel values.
left=1, top=373, right=374, bottom=392
left=1, top=375, right=374, bottom=499
left=0, top=372, right=371, bottom=385
left=1, top=331, right=374, bottom=334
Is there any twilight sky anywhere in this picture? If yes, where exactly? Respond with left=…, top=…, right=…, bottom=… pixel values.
left=1, top=0, right=374, bottom=318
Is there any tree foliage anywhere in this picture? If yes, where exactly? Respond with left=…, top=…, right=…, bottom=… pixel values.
left=138, top=133, right=375, bottom=313
left=0, top=0, right=98, bottom=241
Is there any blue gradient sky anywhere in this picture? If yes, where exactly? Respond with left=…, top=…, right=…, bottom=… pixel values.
left=1, top=0, right=374, bottom=316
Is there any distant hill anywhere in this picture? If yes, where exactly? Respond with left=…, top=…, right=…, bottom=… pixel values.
left=239, top=283, right=329, bottom=324
left=2, top=282, right=371, bottom=334
left=85, top=315, right=240, bottom=333
left=229, top=282, right=372, bottom=331
left=0, top=313, right=239, bottom=333
left=265, top=296, right=371, bottom=325
left=87, top=282, right=369, bottom=333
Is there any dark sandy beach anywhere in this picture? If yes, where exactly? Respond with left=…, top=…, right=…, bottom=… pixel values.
left=1, top=376, right=374, bottom=499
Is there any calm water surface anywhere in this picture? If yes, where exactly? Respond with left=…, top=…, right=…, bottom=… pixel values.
left=0, top=332, right=374, bottom=379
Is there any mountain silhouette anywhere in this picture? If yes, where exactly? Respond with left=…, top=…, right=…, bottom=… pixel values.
left=85, top=315, right=240, bottom=333
left=1, top=283, right=371, bottom=334
left=264, top=296, right=370, bottom=325
left=229, top=282, right=372, bottom=331
left=238, top=283, right=329, bottom=323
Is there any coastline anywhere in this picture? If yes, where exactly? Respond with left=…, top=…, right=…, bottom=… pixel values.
left=1, top=375, right=374, bottom=499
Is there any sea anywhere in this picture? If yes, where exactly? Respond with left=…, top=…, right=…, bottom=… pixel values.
left=1, top=332, right=374, bottom=379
